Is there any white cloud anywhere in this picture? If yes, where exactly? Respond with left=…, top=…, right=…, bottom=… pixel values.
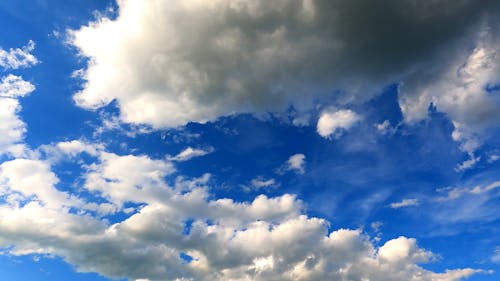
left=389, top=198, right=420, bottom=209
left=316, top=109, right=360, bottom=138
left=0, top=40, right=38, bottom=70
left=168, top=147, right=214, bottom=162
left=249, top=177, right=278, bottom=190
left=378, top=236, right=433, bottom=264
left=285, top=153, right=306, bottom=174
left=455, top=155, right=481, bottom=172
left=0, top=75, right=36, bottom=98
left=0, top=159, right=84, bottom=209
left=437, top=181, right=500, bottom=202
left=488, top=154, right=500, bottom=163
left=0, top=75, right=36, bottom=156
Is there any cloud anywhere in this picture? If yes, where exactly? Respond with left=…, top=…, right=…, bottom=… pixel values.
left=316, top=108, right=360, bottom=138
left=0, top=146, right=485, bottom=281
left=0, top=98, right=27, bottom=156
left=0, top=75, right=36, bottom=98
left=69, top=0, right=500, bottom=134
left=249, top=177, right=278, bottom=190
left=38, top=140, right=103, bottom=162
left=389, top=198, right=420, bottom=209
left=285, top=153, right=306, bottom=174
left=168, top=147, right=214, bottom=162
left=0, top=40, right=38, bottom=70
left=0, top=75, right=36, bottom=157
left=375, top=120, right=396, bottom=135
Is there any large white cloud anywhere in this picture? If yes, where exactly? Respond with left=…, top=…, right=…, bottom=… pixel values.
left=70, top=0, right=500, bottom=133
left=0, top=145, right=486, bottom=281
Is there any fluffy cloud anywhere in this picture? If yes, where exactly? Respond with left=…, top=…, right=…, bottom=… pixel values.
left=316, top=108, right=360, bottom=138
left=0, top=41, right=38, bottom=157
left=0, top=40, right=38, bottom=70
left=70, top=0, right=500, bottom=133
left=249, top=177, right=278, bottom=190
left=0, top=159, right=83, bottom=209
left=0, top=74, right=35, bottom=98
left=0, top=146, right=486, bottom=281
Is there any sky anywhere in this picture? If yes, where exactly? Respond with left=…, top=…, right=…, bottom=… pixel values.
left=0, top=0, right=500, bottom=280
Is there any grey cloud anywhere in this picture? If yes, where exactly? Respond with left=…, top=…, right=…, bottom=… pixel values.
left=70, top=0, right=500, bottom=132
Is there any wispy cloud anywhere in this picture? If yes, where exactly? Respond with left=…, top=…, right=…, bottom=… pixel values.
left=168, top=147, right=214, bottom=162
left=390, top=198, right=420, bottom=209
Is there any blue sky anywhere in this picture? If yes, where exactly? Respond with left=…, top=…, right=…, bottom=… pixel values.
left=0, top=0, right=500, bottom=280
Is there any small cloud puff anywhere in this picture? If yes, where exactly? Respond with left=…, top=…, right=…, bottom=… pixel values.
left=316, top=108, right=360, bottom=139
left=286, top=153, right=306, bottom=174
left=168, top=147, right=214, bottom=162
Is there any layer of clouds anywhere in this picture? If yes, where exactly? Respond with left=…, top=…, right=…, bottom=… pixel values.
left=70, top=0, right=500, bottom=135
left=0, top=145, right=485, bottom=281
left=316, top=108, right=360, bottom=138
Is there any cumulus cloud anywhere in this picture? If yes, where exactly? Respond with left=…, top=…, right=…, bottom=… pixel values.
left=0, top=41, right=38, bottom=157
left=284, top=153, right=306, bottom=174
left=390, top=198, right=420, bottom=209
left=69, top=0, right=500, bottom=134
left=0, top=40, right=38, bottom=70
left=0, top=75, right=36, bottom=98
left=316, top=108, right=360, bottom=138
left=38, top=140, right=103, bottom=162
left=168, top=147, right=214, bottom=162
left=0, top=159, right=84, bottom=209
left=0, top=145, right=486, bottom=281
left=437, top=181, right=500, bottom=201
